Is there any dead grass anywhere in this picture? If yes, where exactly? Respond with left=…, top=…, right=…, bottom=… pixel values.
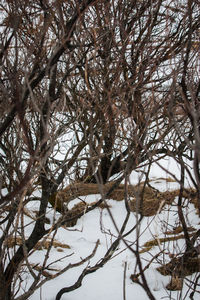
left=154, top=177, right=176, bottom=183
left=157, top=256, right=200, bottom=278
left=48, top=180, right=200, bottom=284
left=164, top=226, right=195, bottom=235
left=50, top=182, right=198, bottom=218
left=30, top=264, right=60, bottom=278
left=5, top=236, right=70, bottom=250
left=166, top=276, right=183, bottom=290
left=140, top=233, right=194, bottom=254
left=63, top=200, right=111, bottom=227
left=49, top=182, right=124, bottom=213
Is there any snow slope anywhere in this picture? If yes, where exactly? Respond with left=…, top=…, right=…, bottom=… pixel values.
left=19, top=157, right=200, bottom=300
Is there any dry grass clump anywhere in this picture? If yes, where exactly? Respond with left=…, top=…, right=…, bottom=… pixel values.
left=157, top=255, right=200, bottom=278
left=140, top=233, right=194, bottom=254
left=130, top=254, right=199, bottom=291
left=152, top=177, right=176, bottom=183
left=128, top=184, right=176, bottom=216
left=63, top=200, right=111, bottom=227
left=49, top=181, right=198, bottom=218
left=49, top=182, right=125, bottom=213
left=164, top=226, right=195, bottom=235
left=30, top=264, right=60, bottom=278
left=35, top=239, right=70, bottom=250
left=5, top=236, right=70, bottom=250
left=131, top=186, right=198, bottom=216
left=166, top=276, right=183, bottom=291
left=135, top=230, right=200, bottom=291
left=50, top=182, right=168, bottom=216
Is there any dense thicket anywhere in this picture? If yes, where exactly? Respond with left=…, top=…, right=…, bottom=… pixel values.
left=0, top=1, right=200, bottom=299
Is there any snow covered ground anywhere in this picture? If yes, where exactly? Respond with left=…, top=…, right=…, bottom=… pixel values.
left=19, top=157, right=200, bottom=300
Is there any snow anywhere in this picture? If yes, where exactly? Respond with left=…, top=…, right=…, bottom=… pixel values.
left=16, top=157, right=200, bottom=300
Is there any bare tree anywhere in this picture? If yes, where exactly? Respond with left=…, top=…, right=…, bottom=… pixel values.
left=0, top=0, right=200, bottom=299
